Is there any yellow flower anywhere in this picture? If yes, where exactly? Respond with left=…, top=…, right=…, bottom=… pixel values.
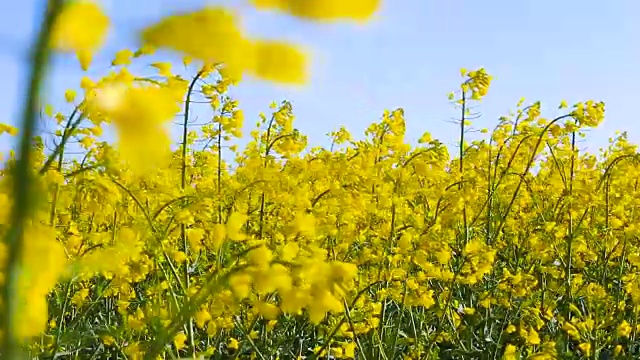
left=559, top=99, right=569, bottom=109
left=80, top=76, right=95, bottom=90
left=79, top=136, right=94, bottom=149
left=578, top=342, right=591, bottom=356
left=76, top=48, right=93, bottom=71
left=124, top=342, right=142, bottom=360
left=526, top=328, right=541, bottom=345
left=209, top=224, right=227, bottom=250
left=343, top=342, right=356, bottom=359
left=187, top=228, right=206, bottom=252
left=112, top=49, right=134, bottom=66
left=64, top=89, right=76, bottom=103
left=227, top=337, right=239, bottom=350
left=248, top=246, right=273, bottom=268
left=194, top=309, right=212, bottom=329
left=618, top=320, right=632, bottom=338
left=133, top=44, right=156, bottom=57
left=50, top=1, right=110, bottom=69
left=173, top=332, right=187, bottom=351
left=101, top=335, right=116, bottom=346
left=249, top=0, right=381, bottom=22
left=256, top=301, right=281, bottom=320
left=503, top=344, right=517, bottom=360
left=292, top=213, right=316, bottom=236
left=151, top=62, right=173, bottom=77
left=71, top=288, right=90, bottom=307
left=397, top=232, right=412, bottom=251
left=172, top=250, right=187, bottom=263
left=255, top=264, right=292, bottom=294
left=0, top=123, right=18, bottom=136
left=229, top=273, right=252, bottom=299
left=614, top=345, right=623, bottom=356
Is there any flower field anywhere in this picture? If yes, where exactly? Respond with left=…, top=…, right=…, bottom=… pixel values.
left=1, top=1, right=639, bottom=360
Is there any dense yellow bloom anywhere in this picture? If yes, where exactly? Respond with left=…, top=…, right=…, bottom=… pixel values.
left=10, top=13, right=638, bottom=355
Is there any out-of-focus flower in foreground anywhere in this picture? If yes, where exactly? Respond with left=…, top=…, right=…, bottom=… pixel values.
left=140, top=7, right=308, bottom=84
left=50, top=1, right=110, bottom=70
left=87, top=83, right=182, bottom=171
left=250, top=0, right=381, bottom=22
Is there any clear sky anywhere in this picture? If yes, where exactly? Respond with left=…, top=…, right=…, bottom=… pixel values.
left=1, top=0, right=639, bottom=156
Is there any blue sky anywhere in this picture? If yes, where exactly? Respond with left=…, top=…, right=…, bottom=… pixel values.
left=1, top=0, right=639, bottom=157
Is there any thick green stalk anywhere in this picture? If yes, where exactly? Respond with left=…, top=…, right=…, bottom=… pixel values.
left=1, top=1, right=64, bottom=359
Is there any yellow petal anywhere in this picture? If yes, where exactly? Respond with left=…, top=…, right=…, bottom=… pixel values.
left=76, top=49, right=93, bottom=71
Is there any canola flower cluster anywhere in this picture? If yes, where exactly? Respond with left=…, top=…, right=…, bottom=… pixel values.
left=1, top=1, right=638, bottom=360
left=1, top=0, right=381, bottom=359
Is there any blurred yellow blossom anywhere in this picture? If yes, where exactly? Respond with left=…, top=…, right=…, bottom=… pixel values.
left=249, top=0, right=381, bottom=21
left=140, top=7, right=307, bottom=84
left=50, top=0, right=110, bottom=70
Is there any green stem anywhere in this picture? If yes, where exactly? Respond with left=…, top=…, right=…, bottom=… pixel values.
left=2, top=1, right=64, bottom=358
left=459, top=90, right=468, bottom=247
left=180, top=69, right=202, bottom=359
left=53, top=279, right=74, bottom=354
